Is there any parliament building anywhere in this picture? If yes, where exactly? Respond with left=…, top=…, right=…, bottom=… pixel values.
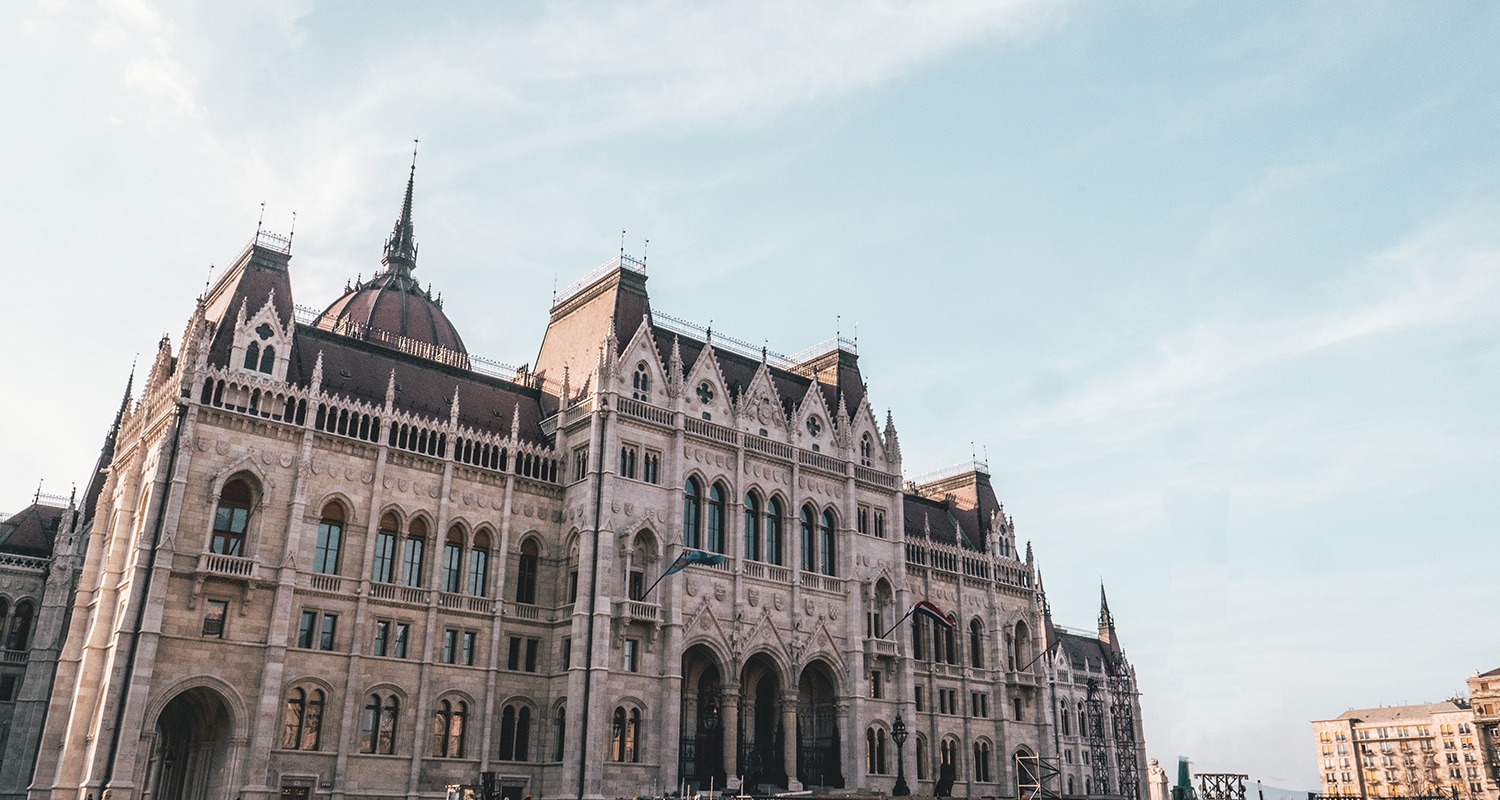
left=0, top=165, right=1147, bottom=800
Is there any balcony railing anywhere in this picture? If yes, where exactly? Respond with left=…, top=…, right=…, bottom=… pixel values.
left=614, top=600, right=661, bottom=624
left=198, top=552, right=258, bottom=580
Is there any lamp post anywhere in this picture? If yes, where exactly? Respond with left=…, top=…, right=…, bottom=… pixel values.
left=891, top=713, right=910, bottom=796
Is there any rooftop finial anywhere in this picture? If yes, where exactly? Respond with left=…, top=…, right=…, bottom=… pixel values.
left=257, top=202, right=265, bottom=235
left=382, top=139, right=420, bottom=275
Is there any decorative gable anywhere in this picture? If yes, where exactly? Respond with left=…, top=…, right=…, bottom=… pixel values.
left=230, top=290, right=293, bottom=382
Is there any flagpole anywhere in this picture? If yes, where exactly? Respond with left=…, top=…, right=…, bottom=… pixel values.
left=640, top=565, right=673, bottom=600
left=878, top=605, right=918, bottom=639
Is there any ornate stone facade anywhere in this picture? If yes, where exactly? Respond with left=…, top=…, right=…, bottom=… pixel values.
left=7, top=170, right=1145, bottom=800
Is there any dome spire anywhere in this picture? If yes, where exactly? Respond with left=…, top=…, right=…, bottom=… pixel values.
left=381, top=139, right=419, bottom=275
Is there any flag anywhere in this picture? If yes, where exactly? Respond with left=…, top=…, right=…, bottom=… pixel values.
left=663, top=549, right=726, bottom=576
left=911, top=600, right=955, bottom=628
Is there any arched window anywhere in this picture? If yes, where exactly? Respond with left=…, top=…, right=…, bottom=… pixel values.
left=402, top=518, right=427, bottom=587
left=819, top=509, right=836, bottom=576
left=259, top=345, right=276, bottom=374
left=866, top=726, right=888, bottom=774
left=743, top=492, right=761, bottom=562
left=800, top=505, right=815, bottom=572
left=431, top=698, right=467, bottom=757
left=1014, top=620, right=1031, bottom=670
left=860, top=433, right=874, bottom=466
left=211, top=478, right=252, bottom=557
left=609, top=706, right=642, bottom=763
left=944, top=615, right=958, bottom=665
left=244, top=341, right=260, bottom=370
left=916, top=735, right=928, bottom=780
left=515, top=539, right=540, bottom=604
left=554, top=703, right=568, bottom=761
left=632, top=362, right=650, bottom=400
left=765, top=497, right=783, bottom=566
left=974, top=740, right=992, bottom=782
left=683, top=478, right=702, bottom=549
left=361, top=693, right=399, bottom=754
left=314, top=502, right=344, bottom=575
left=1060, top=699, right=1071, bottom=736
left=940, top=737, right=959, bottom=771
left=6, top=601, right=34, bottom=651
left=706, top=483, right=726, bottom=553
left=969, top=619, right=984, bottom=668
left=373, top=512, right=399, bottom=583
left=282, top=687, right=324, bottom=750
left=1068, top=776, right=1076, bottom=795
left=1079, top=708, right=1088, bottom=736
left=498, top=704, right=531, bottom=761
left=468, top=531, right=490, bottom=597
left=442, top=526, right=463, bottom=594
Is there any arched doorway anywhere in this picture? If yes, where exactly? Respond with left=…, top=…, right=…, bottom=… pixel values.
left=148, top=687, right=236, bottom=800
left=739, top=653, right=786, bottom=790
left=679, top=644, right=725, bottom=790
left=795, top=660, right=843, bottom=789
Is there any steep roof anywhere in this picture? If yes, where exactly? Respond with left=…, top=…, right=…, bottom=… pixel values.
left=1330, top=702, right=1468, bottom=723
left=0, top=500, right=69, bottom=558
left=902, top=469, right=1000, bottom=552
left=1057, top=629, right=1119, bottom=675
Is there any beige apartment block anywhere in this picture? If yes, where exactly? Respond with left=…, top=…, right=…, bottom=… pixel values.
left=1312, top=694, right=1497, bottom=800
left=2, top=167, right=1146, bottom=800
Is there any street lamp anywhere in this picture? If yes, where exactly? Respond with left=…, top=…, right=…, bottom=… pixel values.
left=891, top=713, right=910, bottom=796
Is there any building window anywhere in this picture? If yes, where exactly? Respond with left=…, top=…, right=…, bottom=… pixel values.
left=442, top=629, right=459, bottom=663
left=972, top=692, right=989, bottom=717
left=743, top=492, right=762, bottom=561
left=765, top=497, right=783, bottom=565
left=431, top=698, right=467, bottom=758
left=244, top=341, right=260, bottom=370
left=526, top=638, right=539, bottom=672
left=313, top=503, right=344, bottom=574
left=632, top=450, right=655, bottom=484
left=916, top=735, right=928, bottom=780
left=867, top=727, right=888, bottom=774
left=857, top=506, right=869, bottom=535
left=628, top=570, right=645, bottom=601
left=298, top=611, right=317, bottom=648
left=874, top=509, right=886, bottom=538
left=554, top=703, right=568, bottom=760
left=498, top=704, right=531, bottom=761
left=202, top=599, right=228, bottom=638
left=1061, top=700, right=1071, bottom=735
left=684, top=478, right=703, bottom=549
left=508, top=637, right=521, bottom=670
left=860, top=433, right=874, bottom=466
left=800, top=505, right=815, bottom=571
left=632, top=362, right=651, bottom=400
left=394, top=622, right=410, bottom=658
left=974, top=741, right=992, bottom=782
left=373, top=620, right=390, bottom=656
left=320, top=613, right=338, bottom=650
left=259, top=345, right=275, bottom=374
left=515, top=539, right=540, bottom=604
left=969, top=619, right=984, bottom=668
left=373, top=513, right=399, bottom=583
left=402, top=519, right=428, bottom=587
left=818, top=509, right=836, bottom=576
left=442, top=527, right=463, bottom=593
left=573, top=446, right=589, bottom=482
left=610, top=706, right=642, bottom=763
left=298, top=610, right=336, bottom=650
left=468, top=531, right=490, bottom=596
left=1014, top=697, right=1023, bottom=721
left=462, top=631, right=476, bottom=666
left=509, top=637, right=541, bottom=672
left=624, top=639, right=639, bottom=672
left=912, top=615, right=927, bottom=661
left=211, top=478, right=252, bottom=557
left=620, top=445, right=638, bottom=479
left=706, top=483, right=726, bottom=553
left=869, top=670, right=883, bottom=699
left=361, top=693, right=400, bottom=754
left=914, top=686, right=925, bottom=712
left=560, top=637, right=572, bottom=669
left=0, top=675, right=18, bottom=702
left=281, top=687, right=324, bottom=750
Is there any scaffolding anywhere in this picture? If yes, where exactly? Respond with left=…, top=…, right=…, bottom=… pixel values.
left=1086, top=678, right=1111, bottom=795
left=1110, top=652, right=1142, bottom=800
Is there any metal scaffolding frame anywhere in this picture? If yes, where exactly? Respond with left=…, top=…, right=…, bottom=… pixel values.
left=1086, top=678, right=1111, bottom=795
left=1110, top=653, right=1142, bottom=800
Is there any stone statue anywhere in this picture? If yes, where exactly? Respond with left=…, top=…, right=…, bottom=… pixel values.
left=1149, top=758, right=1170, bottom=800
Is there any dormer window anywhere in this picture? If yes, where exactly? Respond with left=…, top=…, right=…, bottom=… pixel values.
left=632, top=362, right=650, bottom=400
left=806, top=416, right=822, bottom=437
left=256, top=323, right=274, bottom=340
left=258, top=346, right=275, bottom=374
left=244, top=341, right=260, bottom=371
left=860, top=433, right=873, bottom=466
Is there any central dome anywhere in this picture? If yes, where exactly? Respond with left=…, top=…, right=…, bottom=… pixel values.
left=317, top=271, right=467, bottom=355
left=315, top=153, right=467, bottom=357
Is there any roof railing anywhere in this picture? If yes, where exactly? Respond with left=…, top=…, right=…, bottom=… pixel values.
left=906, top=459, right=991, bottom=491
left=651, top=312, right=856, bottom=372
left=552, top=253, right=646, bottom=309
left=293, top=305, right=536, bottom=388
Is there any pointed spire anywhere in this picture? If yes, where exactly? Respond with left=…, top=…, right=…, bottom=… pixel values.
left=1099, top=582, right=1120, bottom=651
left=310, top=351, right=325, bottom=394
left=382, top=140, right=420, bottom=275
left=561, top=365, right=572, bottom=407
left=1025, top=540, right=1034, bottom=566
left=509, top=402, right=521, bottom=441
left=385, top=369, right=397, bottom=411
left=449, top=385, right=461, bottom=425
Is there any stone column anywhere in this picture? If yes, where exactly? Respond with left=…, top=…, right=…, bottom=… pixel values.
left=722, top=688, right=740, bottom=781
left=781, top=697, right=801, bottom=792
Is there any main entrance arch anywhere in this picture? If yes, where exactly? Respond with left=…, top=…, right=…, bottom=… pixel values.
left=679, top=644, right=726, bottom=790
left=147, top=686, right=237, bottom=800
left=795, top=660, right=843, bottom=790
left=738, top=653, right=786, bottom=790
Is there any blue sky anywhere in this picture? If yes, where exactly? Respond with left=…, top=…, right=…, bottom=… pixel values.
left=4, top=1, right=1498, bottom=788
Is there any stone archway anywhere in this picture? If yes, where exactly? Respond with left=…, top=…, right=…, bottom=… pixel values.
left=738, top=653, right=787, bottom=790
left=679, top=644, right=726, bottom=791
left=795, top=660, right=843, bottom=790
left=148, top=686, right=236, bottom=800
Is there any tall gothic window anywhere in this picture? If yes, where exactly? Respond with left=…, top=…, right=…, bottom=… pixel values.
left=402, top=518, right=427, bottom=587
left=554, top=703, right=568, bottom=761
left=683, top=478, right=702, bottom=549
left=468, top=530, right=490, bottom=596
left=259, top=345, right=276, bottom=374
left=313, top=502, right=343, bottom=575
left=866, top=727, right=888, bottom=774
left=373, top=512, right=398, bottom=583
left=282, top=687, right=324, bottom=750
left=610, top=706, right=642, bottom=763
left=970, top=619, right=985, bottom=668
left=211, top=478, right=252, bottom=557
left=819, top=509, right=837, bottom=576
left=498, top=704, right=531, bottom=761
left=442, top=527, right=463, bottom=593
left=765, top=497, right=783, bottom=566
left=244, top=341, right=260, bottom=370
left=361, top=693, right=399, bottom=754
left=706, top=483, right=726, bottom=553
left=800, top=505, right=815, bottom=572
left=515, top=539, right=540, bottom=604
left=860, top=433, right=874, bottom=466
left=743, top=492, right=761, bottom=561
left=431, top=698, right=467, bottom=758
